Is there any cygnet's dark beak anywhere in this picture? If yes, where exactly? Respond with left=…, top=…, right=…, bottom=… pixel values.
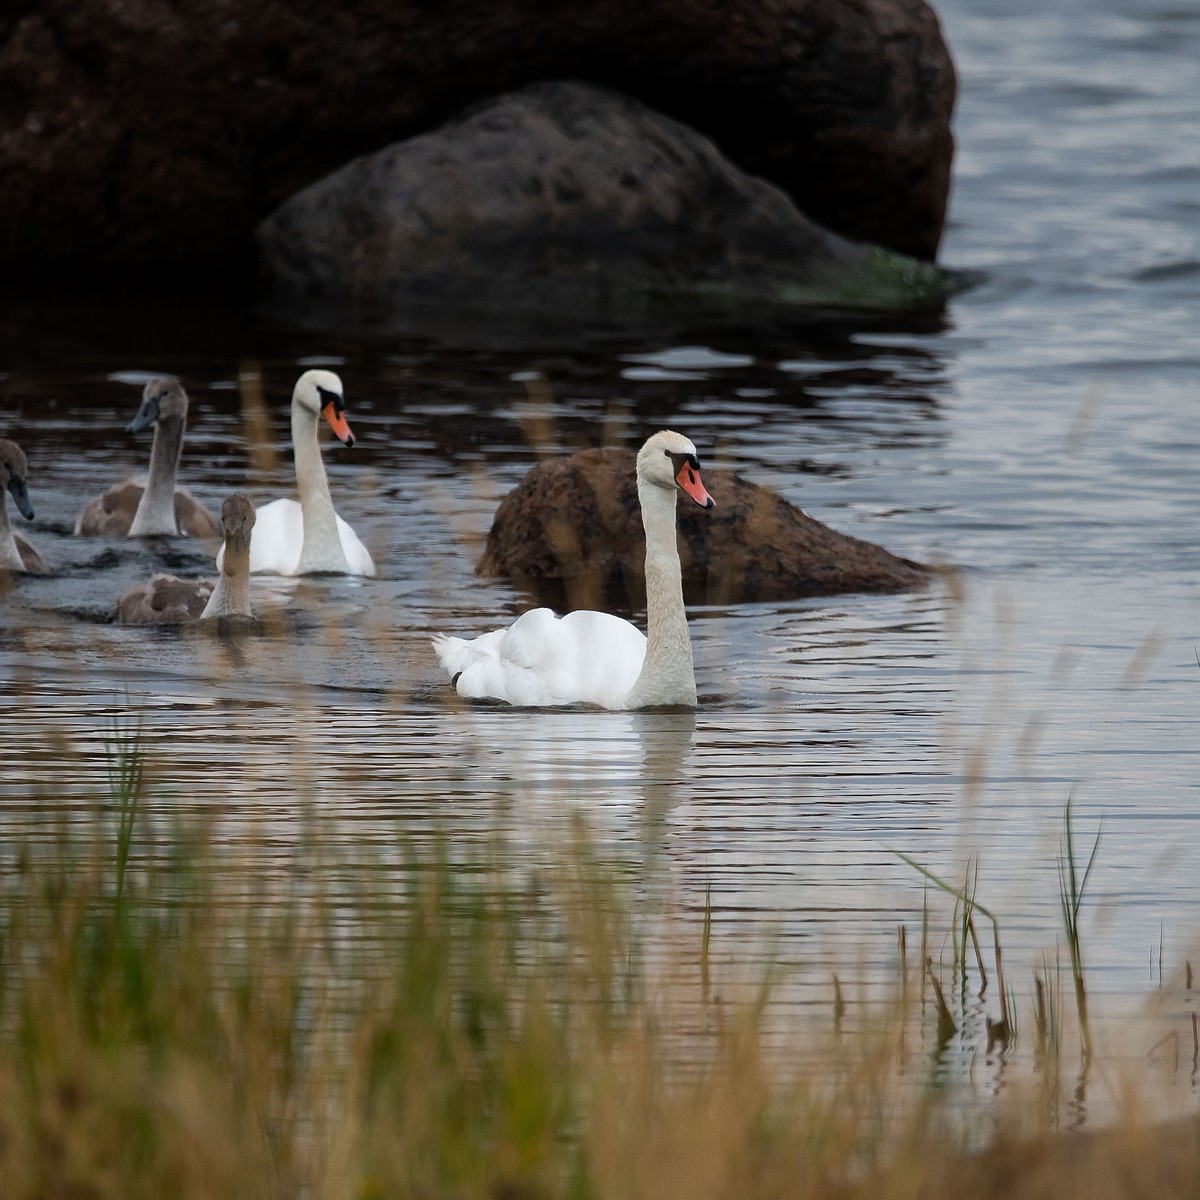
left=6, top=475, right=34, bottom=520
left=126, top=397, right=160, bottom=435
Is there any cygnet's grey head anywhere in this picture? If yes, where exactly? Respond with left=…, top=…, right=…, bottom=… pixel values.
left=0, top=438, right=35, bottom=520
left=127, top=377, right=189, bottom=435
left=220, top=493, right=256, bottom=545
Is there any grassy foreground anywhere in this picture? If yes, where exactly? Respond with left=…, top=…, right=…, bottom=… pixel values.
left=0, top=734, right=1196, bottom=1200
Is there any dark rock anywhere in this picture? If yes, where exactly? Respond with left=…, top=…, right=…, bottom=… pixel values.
left=477, top=446, right=927, bottom=609
left=0, top=0, right=954, bottom=272
left=258, top=82, right=949, bottom=317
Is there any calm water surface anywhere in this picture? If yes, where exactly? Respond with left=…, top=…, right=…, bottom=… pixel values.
left=2, top=0, right=1199, bottom=1109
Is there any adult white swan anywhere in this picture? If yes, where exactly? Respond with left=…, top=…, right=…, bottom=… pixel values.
left=219, top=369, right=375, bottom=576
left=76, top=377, right=217, bottom=538
left=433, top=430, right=714, bottom=709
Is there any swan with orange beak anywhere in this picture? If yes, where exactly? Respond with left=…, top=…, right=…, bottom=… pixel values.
left=434, top=430, right=714, bottom=709
left=218, top=369, right=375, bottom=576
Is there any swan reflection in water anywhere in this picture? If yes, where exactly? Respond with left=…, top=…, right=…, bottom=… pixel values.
left=446, top=704, right=697, bottom=823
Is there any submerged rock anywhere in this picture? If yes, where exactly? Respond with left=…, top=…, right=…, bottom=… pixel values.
left=258, top=82, right=950, bottom=319
left=477, top=445, right=928, bottom=609
left=0, top=0, right=953, bottom=271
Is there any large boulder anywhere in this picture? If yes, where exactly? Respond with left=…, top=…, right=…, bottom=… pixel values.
left=477, top=446, right=928, bottom=609
left=257, top=82, right=950, bottom=317
left=0, top=0, right=954, bottom=272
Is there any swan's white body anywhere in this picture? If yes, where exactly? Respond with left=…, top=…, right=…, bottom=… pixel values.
left=438, top=609, right=649, bottom=708
left=236, top=498, right=374, bottom=577
left=218, top=369, right=375, bottom=577
left=433, top=430, right=713, bottom=710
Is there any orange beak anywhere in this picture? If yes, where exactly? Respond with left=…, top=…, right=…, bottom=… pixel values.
left=322, top=400, right=355, bottom=447
left=675, top=460, right=714, bottom=509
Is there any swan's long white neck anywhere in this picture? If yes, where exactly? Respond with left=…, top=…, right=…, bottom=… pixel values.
left=623, top=479, right=697, bottom=708
left=201, top=533, right=253, bottom=618
left=292, top=401, right=349, bottom=573
left=129, top=415, right=184, bottom=536
left=0, top=494, right=24, bottom=570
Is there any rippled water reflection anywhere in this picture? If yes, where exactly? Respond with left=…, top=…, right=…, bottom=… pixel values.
left=3, top=0, right=1200, bottom=1117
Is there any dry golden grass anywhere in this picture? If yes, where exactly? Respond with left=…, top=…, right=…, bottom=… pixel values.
left=0, top=731, right=1195, bottom=1200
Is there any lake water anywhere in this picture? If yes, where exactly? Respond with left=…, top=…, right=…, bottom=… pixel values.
left=1, top=0, right=1198, bottom=1115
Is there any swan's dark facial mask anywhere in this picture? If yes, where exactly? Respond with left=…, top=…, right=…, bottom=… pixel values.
left=6, top=474, right=34, bottom=520
left=667, top=451, right=715, bottom=509
left=317, top=386, right=355, bottom=447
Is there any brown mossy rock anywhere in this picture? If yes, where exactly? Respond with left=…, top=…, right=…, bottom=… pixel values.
left=477, top=447, right=927, bottom=609
left=0, top=0, right=954, bottom=271
left=258, top=81, right=950, bottom=317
